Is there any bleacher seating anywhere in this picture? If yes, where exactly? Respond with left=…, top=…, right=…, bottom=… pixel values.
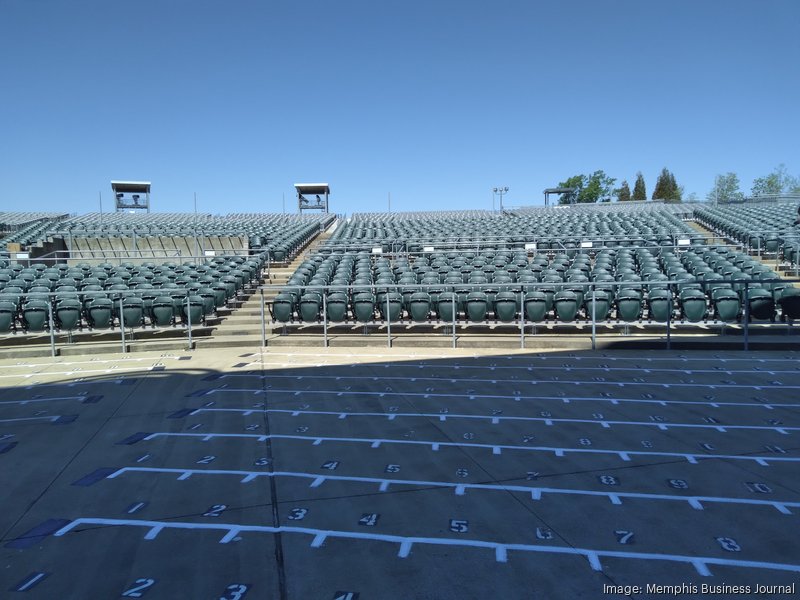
left=0, top=254, right=266, bottom=334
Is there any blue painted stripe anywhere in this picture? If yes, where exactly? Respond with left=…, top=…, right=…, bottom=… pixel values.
left=152, top=366, right=166, bottom=372
left=81, top=395, right=103, bottom=404
left=71, top=467, right=118, bottom=487
left=0, top=442, right=18, bottom=455
left=178, top=356, right=192, bottom=361
left=10, top=571, right=49, bottom=592
left=116, top=432, right=152, bottom=445
left=4, top=519, right=70, bottom=549
left=54, top=415, right=78, bottom=425
left=233, top=362, right=249, bottom=368
left=167, top=409, right=194, bottom=419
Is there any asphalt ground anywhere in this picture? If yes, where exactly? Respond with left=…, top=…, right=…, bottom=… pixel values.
left=1, top=347, right=799, bottom=600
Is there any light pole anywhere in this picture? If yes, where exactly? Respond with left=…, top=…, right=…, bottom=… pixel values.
left=493, top=186, right=509, bottom=212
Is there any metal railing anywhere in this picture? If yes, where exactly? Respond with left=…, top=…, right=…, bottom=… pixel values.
left=258, top=278, right=800, bottom=352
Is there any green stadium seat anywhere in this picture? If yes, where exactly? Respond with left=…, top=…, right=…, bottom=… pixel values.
left=22, top=299, right=50, bottom=332
left=150, top=296, right=176, bottom=327
left=616, top=290, right=643, bottom=322
left=0, top=300, right=16, bottom=333
left=584, top=290, right=611, bottom=320
left=408, top=292, right=431, bottom=322
left=680, top=289, right=707, bottom=322
left=493, top=291, right=518, bottom=323
left=55, top=298, right=82, bottom=331
left=465, top=291, right=488, bottom=321
left=86, top=298, right=115, bottom=329
left=554, top=290, right=579, bottom=321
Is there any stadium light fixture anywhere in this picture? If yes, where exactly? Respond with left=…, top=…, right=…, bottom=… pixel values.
left=493, top=186, right=509, bottom=212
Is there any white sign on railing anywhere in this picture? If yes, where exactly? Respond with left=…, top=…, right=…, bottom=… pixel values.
left=15, top=252, right=30, bottom=259
left=580, top=241, right=593, bottom=248
left=677, top=239, right=691, bottom=246
left=204, top=250, right=216, bottom=257
left=371, top=247, right=383, bottom=254
left=524, top=243, right=537, bottom=250
left=423, top=246, right=435, bottom=253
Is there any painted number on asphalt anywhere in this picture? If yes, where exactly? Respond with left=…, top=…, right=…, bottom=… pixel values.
left=219, top=583, right=250, bottom=600
left=122, top=578, right=156, bottom=597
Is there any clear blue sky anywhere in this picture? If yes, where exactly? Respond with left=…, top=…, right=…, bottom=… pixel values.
left=2, top=0, right=798, bottom=215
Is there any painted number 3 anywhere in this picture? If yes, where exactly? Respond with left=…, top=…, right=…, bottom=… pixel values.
left=219, top=583, right=250, bottom=600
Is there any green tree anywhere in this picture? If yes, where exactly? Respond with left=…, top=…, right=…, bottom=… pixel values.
left=615, top=180, right=632, bottom=202
left=579, top=170, right=616, bottom=203
left=557, top=171, right=617, bottom=203
left=653, top=167, right=682, bottom=203
left=632, top=172, right=647, bottom=201
left=707, top=172, right=744, bottom=203
left=751, top=164, right=800, bottom=196
left=556, top=174, right=586, bottom=204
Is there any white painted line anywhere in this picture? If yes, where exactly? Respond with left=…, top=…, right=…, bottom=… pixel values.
left=52, top=517, right=800, bottom=576
left=0, top=366, right=162, bottom=380
left=217, top=372, right=800, bottom=390
left=0, top=415, right=60, bottom=424
left=193, top=407, right=800, bottom=435
left=210, top=388, right=798, bottom=411
left=140, top=431, right=797, bottom=465
left=16, top=572, right=47, bottom=591
left=391, top=363, right=800, bottom=376
left=4, top=356, right=184, bottom=369
left=0, top=396, right=85, bottom=407
left=108, top=467, right=800, bottom=514
left=258, top=351, right=800, bottom=365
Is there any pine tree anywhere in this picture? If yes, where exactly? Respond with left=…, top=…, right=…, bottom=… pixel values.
left=632, top=172, right=646, bottom=201
left=615, top=180, right=632, bottom=202
left=652, top=167, right=681, bottom=202
left=652, top=168, right=669, bottom=200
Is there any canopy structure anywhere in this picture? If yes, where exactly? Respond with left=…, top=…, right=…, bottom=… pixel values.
left=112, top=181, right=151, bottom=213
left=294, top=183, right=329, bottom=214
left=543, top=187, right=578, bottom=207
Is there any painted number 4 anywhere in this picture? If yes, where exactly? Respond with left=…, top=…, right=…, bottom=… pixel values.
left=359, top=513, right=379, bottom=526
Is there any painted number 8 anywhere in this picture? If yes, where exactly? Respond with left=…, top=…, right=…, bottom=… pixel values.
left=716, top=537, right=741, bottom=552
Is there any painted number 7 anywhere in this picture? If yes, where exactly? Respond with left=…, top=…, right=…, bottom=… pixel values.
left=614, top=530, right=634, bottom=545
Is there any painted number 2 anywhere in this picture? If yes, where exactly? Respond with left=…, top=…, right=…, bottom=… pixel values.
left=122, top=578, right=156, bottom=597
left=203, top=504, right=227, bottom=517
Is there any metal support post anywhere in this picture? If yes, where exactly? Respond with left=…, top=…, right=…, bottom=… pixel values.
left=186, top=295, right=193, bottom=350
left=386, top=293, right=392, bottom=349
left=322, top=292, right=328, bottom=348
left=260, top=289, right=266, bottom=348
left=48, top=300, right=56, bottom=358
left=666, top=285, right=672, bottom=351
left=591, top=288, right=596, bottom=351
left=119, top=297, right=126, bottom=353
left=743, top=283, right=749, bottom=352
left=519, top=290, right=525, bottom=349
left=452, top=294, right=456, bottom=349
